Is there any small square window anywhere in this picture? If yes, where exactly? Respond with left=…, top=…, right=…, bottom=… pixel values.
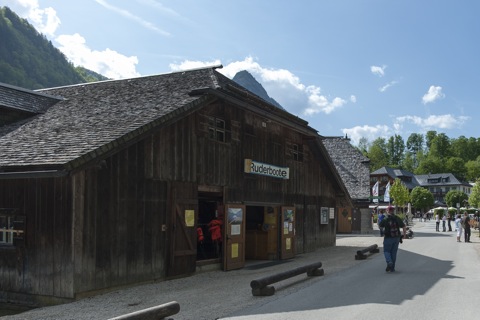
left=216, top=130, right=225, bottom=142
left=291, top=144, right=304, bottom=162
left=0, top=210, right=25, bottom=247
left=216, top=119, right=225, bottom=129
left=207, top=116, right=227, bottom=143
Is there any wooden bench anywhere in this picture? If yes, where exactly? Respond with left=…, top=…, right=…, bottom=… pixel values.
left=250, top=261, right=324, bottom=296
left=107, top=301, right=180, bottom=320
left=355, top=244, right=379, bottom=260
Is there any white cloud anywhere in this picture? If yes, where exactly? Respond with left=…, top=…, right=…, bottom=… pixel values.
left=422, top=85, right=445, bottom=104
left=350, top=95, right=357, bottom=103
left=342, top=125, right=391, bottom=145
left=94, top=0, right=171, bottom=37
left=55, top=34, right=140, bottom=79
left=169, top=59, right=222, bottom=71
left=345, top=114, right=470, bottom=146
left=379, top=80, right=398, bottom=92
left=170, top=56, right=350, bottom=116
left=4, top=0, right=60, bottom=37
left=396, top=114, right=469, bottom=130
left=371, top=65, right=386, bottom=77
left=8, top=0, right=141, bottom=79
left=137, top=0, right=187, bottom=21
left=304, top=91, right=347, bottom=115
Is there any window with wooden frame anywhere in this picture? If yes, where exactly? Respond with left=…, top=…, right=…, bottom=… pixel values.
left=207, top=116, right=228, bottom=143
left=0, top=209, right=25, bottom=247
left=292, top=143, right=304, bottom=162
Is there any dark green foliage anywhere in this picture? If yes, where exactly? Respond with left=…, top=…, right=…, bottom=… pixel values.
left=0, top=6, right=108, bottom=89
left=364, top=130, right=480, bottom=181
left=410, top=187, right=434, bottom=211
left=444, top=190, right=468, bottom=208
left=75, top=66, right=109, bottom=82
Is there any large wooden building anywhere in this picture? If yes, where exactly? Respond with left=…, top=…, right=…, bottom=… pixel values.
left=0, top=66, right=351, bottom=306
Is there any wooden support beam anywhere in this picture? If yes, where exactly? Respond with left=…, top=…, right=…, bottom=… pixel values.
left=250, top=261, right=324, bottom=296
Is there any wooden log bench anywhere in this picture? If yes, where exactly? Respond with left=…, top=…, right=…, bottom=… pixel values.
left=107, top=301, right=180, bottom=320
left=355, top=244, right=379, bottom=260
left=250, top=261, right=324, bottom=296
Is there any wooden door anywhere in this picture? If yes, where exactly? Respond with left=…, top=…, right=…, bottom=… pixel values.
left=167, top=199, right=198, bottom=278
left=337, top=207, right=352, bottom=233
left=280, top=206, right=295, bottom=260
left=351, top=208, right=361, bottom=232
left=223, top=204, right=246, bottom=271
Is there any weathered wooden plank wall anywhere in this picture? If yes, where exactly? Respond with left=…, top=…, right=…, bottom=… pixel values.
left=74, top=141, right=169, bottom=295
left=0, top=177, right=74, bottom=300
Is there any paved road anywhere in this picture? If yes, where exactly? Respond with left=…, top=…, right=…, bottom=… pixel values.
left=3, top=220, right=479, bottom=319
left=220, top=221, right=480, bottom=320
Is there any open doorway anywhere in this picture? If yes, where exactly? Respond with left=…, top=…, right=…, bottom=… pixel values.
left=197, top=192, right=224, bottom=262
left=245, top=206, right=279, bottom=261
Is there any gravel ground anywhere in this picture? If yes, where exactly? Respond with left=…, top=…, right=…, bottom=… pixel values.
left=1, top=233, right=384, bottom=320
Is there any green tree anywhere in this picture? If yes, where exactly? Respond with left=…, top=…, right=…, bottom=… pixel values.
left=444, top=190, right=468, bottom=208
left=429, top=133, right=451, bottom=160
left=387, top=134, right=405, bottom=167
left=405, top=133, right=424, bottom=170
left=367, top=137, right=388, bottom=171
left=402, top=152, right=416, bottom=172
left=357, top=137, right=369, bottom=156
left=406, top=133, right=424, bottom=154
left=468, top=178, right=480, bottom=208
left=0, top=7, right=103, bottom=89
left=466, top=137, right=480, bottom=161
left=465, top=159, right=480, bottom=181
left=450, top=136, right=470, bottom=162
left=389, top=178, right=410, bottom=209
left=415, top=155, right=444, bottom=174
left=425, top=130, right=437, bottom=151
left=445, top=157, right=466, bottom=181
left=410, top=186, right=434, bottom=213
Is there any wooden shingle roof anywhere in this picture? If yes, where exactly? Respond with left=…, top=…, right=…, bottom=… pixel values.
left=0, top=82, right=62, bottom=133
left=0, top=67, right=313, bottom=175
left=0, top=82, right=61, bottom=114
left=322, top=136, right=370, bottom=200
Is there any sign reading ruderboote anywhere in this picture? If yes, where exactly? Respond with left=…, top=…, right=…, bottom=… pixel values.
left=244, top=159, right=290, bottom=179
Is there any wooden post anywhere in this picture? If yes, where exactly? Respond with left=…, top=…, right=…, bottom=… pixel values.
left=107, top=301, right=180, bottom=320
left=355, top=244, right=379, bottom=260
left=250, top=261, right=324, bottom=296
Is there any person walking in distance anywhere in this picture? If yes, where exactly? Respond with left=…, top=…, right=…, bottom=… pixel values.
left=442, top=214, right=447, bottom=232
left=377, top=210, right=385, bottom=237
left=447, top=213, right=452, bottom=231
left=379, top=205, right=406, bottom=272
left=455, top=214, right=463, bottom=242
left=463, top=212, right=471, bottom=243
left=435, top=213, right=440, bottom=231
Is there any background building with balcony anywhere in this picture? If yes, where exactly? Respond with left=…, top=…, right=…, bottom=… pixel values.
left=369, top=167, right=472, bottom=210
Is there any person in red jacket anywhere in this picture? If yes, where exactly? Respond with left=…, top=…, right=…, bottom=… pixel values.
left=208, top=217, right=223, bottom=242
left=208, top=216, right=223, bottom=258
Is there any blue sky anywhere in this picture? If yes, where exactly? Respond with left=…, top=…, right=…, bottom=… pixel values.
left=4, top=0, right=480, bottom=146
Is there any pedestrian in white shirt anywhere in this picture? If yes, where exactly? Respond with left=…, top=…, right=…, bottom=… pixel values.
left=455, top=214, right=463, bottom=242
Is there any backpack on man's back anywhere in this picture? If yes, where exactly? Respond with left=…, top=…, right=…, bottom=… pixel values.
left=383, top=215, right=401, bottom=238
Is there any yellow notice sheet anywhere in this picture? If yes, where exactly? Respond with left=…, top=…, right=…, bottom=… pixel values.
left=231, top=243, right=239, bottom=258
left=185, top=210, right=194, bottom=227
left=286, top=238, right=291, bottom=250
